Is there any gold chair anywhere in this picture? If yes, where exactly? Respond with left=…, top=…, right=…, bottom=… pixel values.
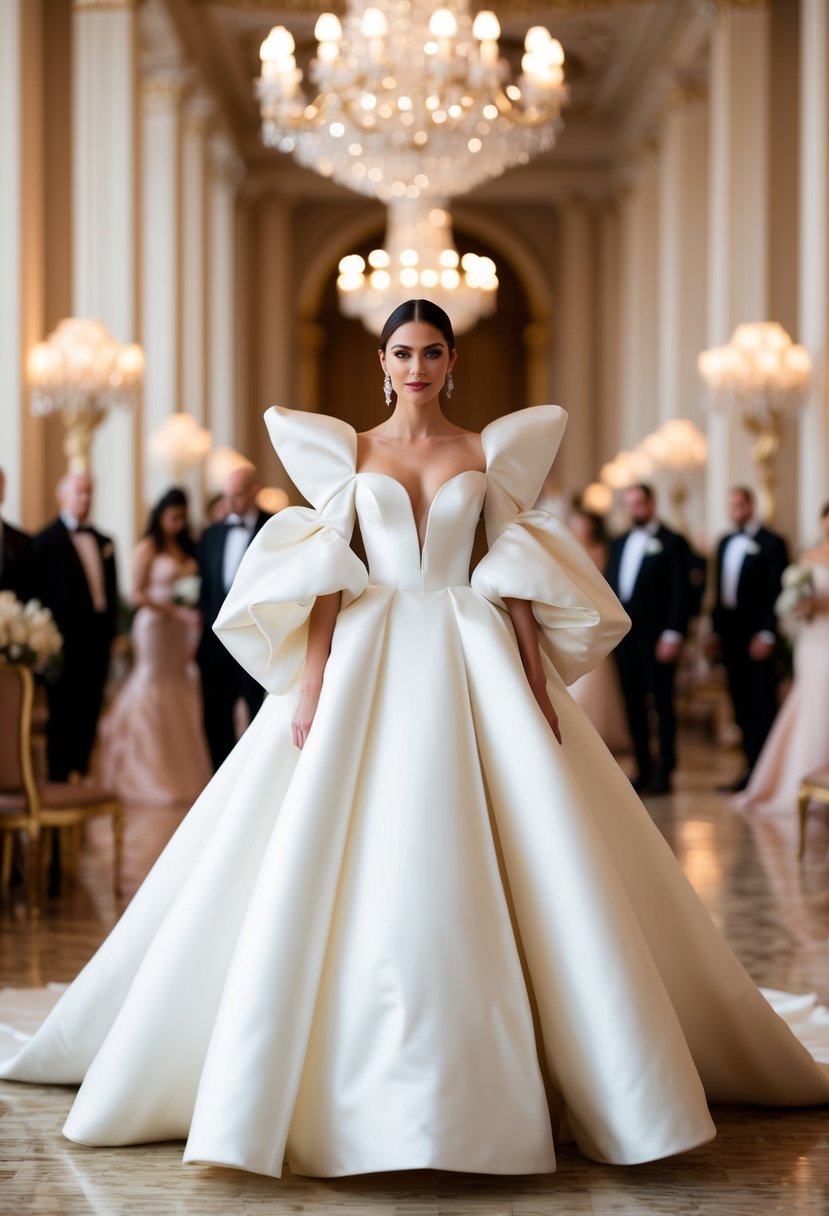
left=0, top=664, right=123, bottom=916
left=797, top=767, right=829, bottom=859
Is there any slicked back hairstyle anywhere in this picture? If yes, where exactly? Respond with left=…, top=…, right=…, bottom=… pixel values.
left=378, top=299, right=456, bottom=353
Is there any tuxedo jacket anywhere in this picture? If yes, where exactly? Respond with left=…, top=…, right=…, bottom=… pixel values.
left=0, top=519, right=34, bottom=602
left=606, top=523, right=691, bottom=640
left=711, top=526, right=789, bottom=639
left=198, top=511, right=270, bottom=663
left=31, top=519, right=119, bottom=645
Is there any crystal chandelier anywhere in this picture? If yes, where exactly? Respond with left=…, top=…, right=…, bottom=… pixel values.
left=337, top=198, right=497, bottom=334
left=256, top=1, right=567, bottom=204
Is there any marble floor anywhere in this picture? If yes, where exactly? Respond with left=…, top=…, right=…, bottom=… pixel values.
left=1, top=730, right=829, bottom=1215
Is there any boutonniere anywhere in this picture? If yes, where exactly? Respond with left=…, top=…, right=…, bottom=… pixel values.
left=744, top=539, right=760, bottom=555
left=645, top=537, right=663, bottom=555
left=101, top=542, right=114, bottom=560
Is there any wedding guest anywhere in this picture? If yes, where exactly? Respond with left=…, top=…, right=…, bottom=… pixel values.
left=33, top=472, right=118, bottom=782
left=606, top=483, right=690, bottom=794
left=0, top=467, right=34, bottom=602
left=95, top=488, right=211, bottom=805
left=567, top=503, right=631, bottom=753
left=707, top=486, right=789, bottom=792
left=197, top=465, right=269, bottom=770
left=735, top=502, right=829, bottom=815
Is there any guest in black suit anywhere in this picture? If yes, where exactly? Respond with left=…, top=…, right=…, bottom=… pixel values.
left=198, top=465, right=269, bottom=770
left=706, top=486, right=789, bottom=792
left=606, top=483, right=690, bottom=794
left=33, top=472, right=119, bottom=782
left=0, top=467, right=34, bottom=602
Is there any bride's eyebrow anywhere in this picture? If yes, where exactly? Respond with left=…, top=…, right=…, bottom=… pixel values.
left=390, top=343, right=445, bottom=352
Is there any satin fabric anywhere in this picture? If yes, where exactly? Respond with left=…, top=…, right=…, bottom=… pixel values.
left=2, top=405, right=828, bottom=1180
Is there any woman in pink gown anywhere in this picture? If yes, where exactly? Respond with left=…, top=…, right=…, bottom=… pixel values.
left=95, top=488, right=211, bottom=805
left=736, top=502, right=829, bottom=816
left=567, top=504, right=631, bottom=753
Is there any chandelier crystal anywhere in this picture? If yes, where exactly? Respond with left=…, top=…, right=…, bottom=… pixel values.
left=337, top=198, right=497, bottom=334
left=256, top=1, right=567, bottom=204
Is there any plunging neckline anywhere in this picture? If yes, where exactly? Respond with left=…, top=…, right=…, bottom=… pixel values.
left=355, top=469, right=487, bottom=559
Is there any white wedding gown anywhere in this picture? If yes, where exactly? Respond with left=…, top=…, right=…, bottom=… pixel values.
left=1, top=405, right=828, bottom=1179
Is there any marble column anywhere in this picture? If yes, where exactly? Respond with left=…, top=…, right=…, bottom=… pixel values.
left=140, top=67, right=188, bottom=506
left=556, top=198, right=595, bottom=491
left=181, top=93, right=212, bottom=426
left=72, top=0, right=139, bottom=579
left=207, top=131, right=243, bottom=449
left=617, top=151, right=660, bottom=452
left=798, top=0, right=829, bottom=542
left=658, top=89, right=708, bottom=429
left=0, top=0, right=44, bottom=526
left=705, top=4, right=771, bottom=540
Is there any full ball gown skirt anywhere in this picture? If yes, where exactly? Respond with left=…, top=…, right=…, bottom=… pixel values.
left=1, top=405, right=828, bottom=1179
left=735, top=561, right=829, bottom=815
left=94, top=553, right=212, bottom=806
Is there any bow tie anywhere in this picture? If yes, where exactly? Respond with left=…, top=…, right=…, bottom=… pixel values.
left=73, top=524, right=94, bottom=534
left=225, top=517, right=250, bottom=529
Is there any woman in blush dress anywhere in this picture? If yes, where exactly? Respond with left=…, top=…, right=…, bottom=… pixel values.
left=736, top=502, right=829, bottom=816
left=567, top=503, right=631, bottom=753
left=95, top=488, right=211, bottom=806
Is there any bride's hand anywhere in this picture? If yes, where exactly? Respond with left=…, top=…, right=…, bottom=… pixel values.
left=529, top=674, right=562, bottom=745
left=292, top=681, right=322, bottom=749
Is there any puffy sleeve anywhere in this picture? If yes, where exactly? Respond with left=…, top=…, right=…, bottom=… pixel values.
left=470, top=405, right=630, bottom=686
left=213, top=407, right=368, bottom=694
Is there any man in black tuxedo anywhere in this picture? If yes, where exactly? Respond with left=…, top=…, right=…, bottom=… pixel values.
left=0, top=467, right=34, bottom=602
left=606, top=483, right=690, bottom=794
left=707, top=486, right=789, bottom=791
left=33, top=472, right=119, bottom=782
left=198, top=465, right=269, bottom=770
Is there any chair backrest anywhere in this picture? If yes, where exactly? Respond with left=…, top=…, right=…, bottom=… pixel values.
left=0, top=664, right=35, bottom=799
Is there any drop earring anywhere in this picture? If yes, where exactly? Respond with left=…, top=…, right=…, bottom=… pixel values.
left=445, top=371, right=454, bottom=399
left=383, top=372, right=393, bottom=408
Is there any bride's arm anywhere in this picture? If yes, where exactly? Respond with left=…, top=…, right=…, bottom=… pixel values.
left=292, top=590, right=341, bottom=749
left=504, top=596, right=562, bottom=745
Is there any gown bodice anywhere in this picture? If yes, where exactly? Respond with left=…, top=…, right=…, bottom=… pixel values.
left=355, top=471, right=487, bottom=591
left=140, top=552, right=198, bottom=605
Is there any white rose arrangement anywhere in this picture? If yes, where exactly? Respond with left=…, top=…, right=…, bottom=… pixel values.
left=172, top=575, right=201, bottom=607
left=775, top=563, right=815, bottom=639
left=0, top=591, right=64, bottom=680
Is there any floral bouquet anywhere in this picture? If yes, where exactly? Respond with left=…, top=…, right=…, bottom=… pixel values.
left=172, top=575, right=201, bottom=607
left=775, top=563, right=815, bottom=638
left=0, top=591, right=64, bottom=680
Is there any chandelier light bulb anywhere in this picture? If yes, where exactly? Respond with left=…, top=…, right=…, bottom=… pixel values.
left=314, top=13, right=342, bottom=43
left=472, top=11, right=500, bottom=42
left=429, top=8, right=459, bottom=39
left=524, top=25, right=552, bottom=53
left=261, top=26, right=295, bottom=62
left=361, top=7, right=388, bottom=38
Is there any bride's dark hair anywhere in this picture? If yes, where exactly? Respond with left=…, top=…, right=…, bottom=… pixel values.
left=378, top=299, right=456, bottom=353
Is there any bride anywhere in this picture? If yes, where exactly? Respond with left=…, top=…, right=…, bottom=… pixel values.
left=1, top=300, right=827, bottom=1180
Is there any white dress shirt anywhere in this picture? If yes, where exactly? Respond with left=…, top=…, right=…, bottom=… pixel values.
left=61, top=511, right=107, bottom=612
left=222, top=509, right=258, bottom=591
left=721, top=521, right=760, bottom=608
left=618, top=521, right=660, bottom=603
left=721, top=520, right=774, bottom=644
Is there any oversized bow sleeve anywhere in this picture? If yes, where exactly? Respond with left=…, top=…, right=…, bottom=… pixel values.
left=471, top=405, right=630, bottom=686
left=213, top=407, right=368, bottom=694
